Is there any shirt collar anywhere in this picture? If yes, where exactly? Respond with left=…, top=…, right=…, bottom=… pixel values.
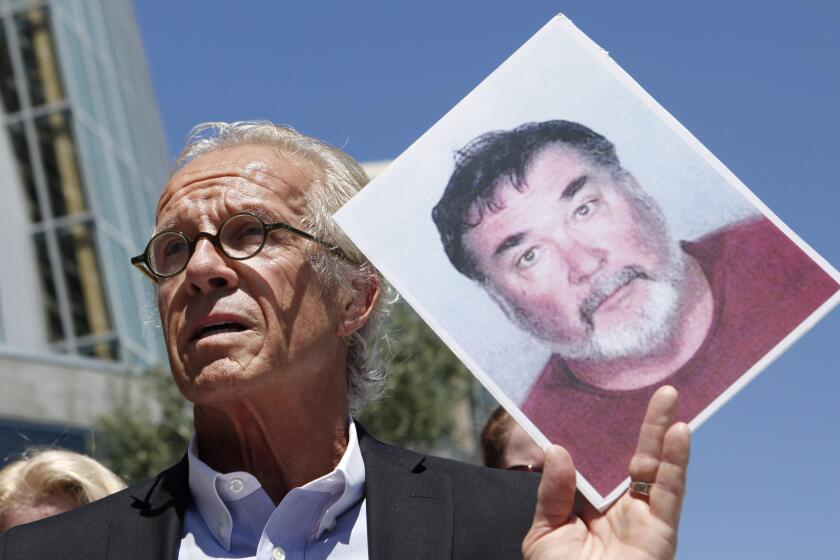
left=187, top=419, right=366, bottom=549
left=306, top=420, right=366, bottom=538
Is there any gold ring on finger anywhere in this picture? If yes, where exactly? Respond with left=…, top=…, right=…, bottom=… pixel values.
left=629, top=481, right=652, bottom=497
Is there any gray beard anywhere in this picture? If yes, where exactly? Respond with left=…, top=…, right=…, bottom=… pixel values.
left=578, top=266, right=651, bottom=330
left=504, top=251, right=686, bottom=362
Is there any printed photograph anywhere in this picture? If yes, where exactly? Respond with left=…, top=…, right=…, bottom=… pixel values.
left=334, top=16, right=840, bottom=507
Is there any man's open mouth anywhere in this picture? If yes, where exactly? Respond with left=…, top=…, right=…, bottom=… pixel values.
left=191, top=322, right=248, bottom=341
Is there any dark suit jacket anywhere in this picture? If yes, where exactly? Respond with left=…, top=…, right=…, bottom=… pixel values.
left=0, top=426, right=539, bottom=559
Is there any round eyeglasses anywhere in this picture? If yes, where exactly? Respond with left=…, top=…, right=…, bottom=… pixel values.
left=131, top=212, right=348, bottom=282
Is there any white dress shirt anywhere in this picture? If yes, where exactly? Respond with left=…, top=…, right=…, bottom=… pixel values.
left=178, top=421, right=368, bottom=559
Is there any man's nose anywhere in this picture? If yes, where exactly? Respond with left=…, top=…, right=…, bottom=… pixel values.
left=183, top=238, right=238, bottom=295
left=564, top=240, right=606, bottom=286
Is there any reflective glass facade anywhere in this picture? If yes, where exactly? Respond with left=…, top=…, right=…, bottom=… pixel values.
left=0, top=0, right=167, bottom=369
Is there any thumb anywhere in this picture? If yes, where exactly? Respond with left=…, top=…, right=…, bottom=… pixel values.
left=529, top=445, right=577, bottom=536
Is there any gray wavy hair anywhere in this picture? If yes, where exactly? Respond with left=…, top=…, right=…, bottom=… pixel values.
left=172, top=121, right=394, bottom=412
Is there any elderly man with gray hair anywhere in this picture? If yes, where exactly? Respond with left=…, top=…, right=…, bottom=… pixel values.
left=0, top=121, right=690, bottom=559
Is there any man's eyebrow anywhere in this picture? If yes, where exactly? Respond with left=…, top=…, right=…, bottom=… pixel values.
left=560, top=175, right=588, bottom=200
left=154, top=219, right=177, bottom=232
left=493, top=232, right=527, bottom=258
left=239, top=206, right=282, bottom=223
left=486, top=175, right=588, bottom=259
left=154, top=208, right=284, bottom=234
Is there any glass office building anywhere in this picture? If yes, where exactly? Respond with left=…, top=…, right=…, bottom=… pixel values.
left=0, top=2, right=490, bottom=465
left=0, top=0, right=167, bottom=461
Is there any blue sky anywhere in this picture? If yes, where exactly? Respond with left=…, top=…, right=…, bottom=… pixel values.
left=135, top=2, right=839, bottom=558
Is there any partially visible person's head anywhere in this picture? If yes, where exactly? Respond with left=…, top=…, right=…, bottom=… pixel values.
left=0, top=449, right=126, bottom=532
left=147, top=121, right=392, bottom=413
left=432, top=120, right=685, bottom=362
left=481, top=406, right=544, bottom=472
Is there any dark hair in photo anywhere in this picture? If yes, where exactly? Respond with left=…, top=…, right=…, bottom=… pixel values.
left=480, top=406, right=515, bottom=469
left=431, top=120, right=620, bottom=281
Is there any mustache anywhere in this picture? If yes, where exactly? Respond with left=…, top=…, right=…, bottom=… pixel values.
left=579, top=266, right=651, bottom=329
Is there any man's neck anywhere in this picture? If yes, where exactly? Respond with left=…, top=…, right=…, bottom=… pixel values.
left=566, top=255, right=714, bottom=391
left=193, top=387, right=350, bottom=504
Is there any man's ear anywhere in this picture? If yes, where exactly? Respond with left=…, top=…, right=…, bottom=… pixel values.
left=336, top=273, right=381, bottom=337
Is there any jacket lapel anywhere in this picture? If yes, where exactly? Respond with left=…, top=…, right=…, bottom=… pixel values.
left=359, top=424, right=454, bottom=560
left=106, top=457, right=189, bottom=560
left=100, top=429, right=455, bottom=559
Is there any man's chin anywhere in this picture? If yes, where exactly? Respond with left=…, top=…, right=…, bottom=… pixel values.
left=179, top=339, right=257, bottom=374
left=549, top=316, right=675, bottom=362
left=549, top=336, right=649, bottom=363
left=174, top=359, right=258, bottom=402
left=559, top=276, right=681, bottom=361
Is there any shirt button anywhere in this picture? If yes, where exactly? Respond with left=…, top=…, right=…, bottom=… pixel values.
left=217, top=524, right=225, bottom=539
left=229, top=478, right=244, bottom=493
left=272, top=546, right=286, bottom=560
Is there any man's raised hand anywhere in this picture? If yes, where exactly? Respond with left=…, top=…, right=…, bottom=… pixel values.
left=522, top=386, right=691, bottom=560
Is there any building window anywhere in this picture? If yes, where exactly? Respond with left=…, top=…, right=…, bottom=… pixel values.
left=56, top=221, right=112, bottom=343
left=0, top=24, right=21, bottom=112
left=14, top=8, right=64, bottom=108
left=35, top=110, right=87, bottom=217
left=77, top=335, right=119, bottom=362
left=32, top=231, right=64, bottom=342
left=6, top=121, right=41, bottom=221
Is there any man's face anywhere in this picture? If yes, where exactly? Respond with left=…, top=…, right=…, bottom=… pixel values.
left=155, top=144, right=347, bottom=406
left=462, top=144, right=682, bottom=361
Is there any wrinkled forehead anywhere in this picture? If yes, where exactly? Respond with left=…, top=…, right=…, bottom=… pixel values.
left=156, top=144, right=319, bottom=225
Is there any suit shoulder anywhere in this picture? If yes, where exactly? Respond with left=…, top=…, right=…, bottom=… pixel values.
left=356, top=430, right=540, bottom=559
left=0, top=486, right=123, bottom=552
left=358, top=427, right=539, bottom=505
left=423, top=453, right=540, bottom=497
left=421, top=454, right=540, bottom=527
left=0, top=460, right=187, bottom=557
left=424, top=455, right=539, bottom=557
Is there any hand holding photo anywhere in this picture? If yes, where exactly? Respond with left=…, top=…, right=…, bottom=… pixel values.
left=334, top=14, right=840, bottom=509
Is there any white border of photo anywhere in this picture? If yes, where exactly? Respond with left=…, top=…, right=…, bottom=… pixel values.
left=335, top=14, right=840, bottom=510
